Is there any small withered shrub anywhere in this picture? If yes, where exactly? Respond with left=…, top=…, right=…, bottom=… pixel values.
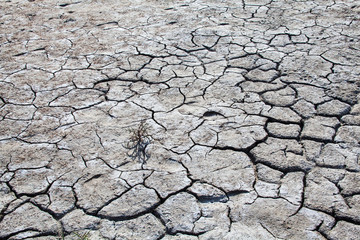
left=123, top=121, right=152, bottom=163
left=72, top=232, right=90, bottom=240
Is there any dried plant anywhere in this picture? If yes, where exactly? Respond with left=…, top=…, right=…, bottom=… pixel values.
left=73, top=232, right=90, bottom=240
left=123, top=121, right=152, bottom=163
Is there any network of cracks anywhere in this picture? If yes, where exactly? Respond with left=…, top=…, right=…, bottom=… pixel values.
left=1, top=0, right=360, bottom=239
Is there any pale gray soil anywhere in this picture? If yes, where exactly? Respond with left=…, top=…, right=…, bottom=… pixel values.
left=1, top=0, right=360, bottom=239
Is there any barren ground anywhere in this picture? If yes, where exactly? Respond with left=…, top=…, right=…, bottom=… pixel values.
left=1, top=0, right=360, bottom=239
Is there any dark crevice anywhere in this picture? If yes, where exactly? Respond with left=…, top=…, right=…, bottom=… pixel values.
left=31, top=198, right=75, bottom=220
left=0, top=186, right=30, bottom=218
left=166, top=230, right=205, bottom=237
left=305, top=205, right=360, bottom=226
left=259, top=222, right=278, bottom=239
left=83, top=174, right=102, bottom=184
left=195, top=195, right=228, bottom=203
left=227, top=189, right=250, bottom=198
left=96, top=21, right=119, bottom=27
left=288, top=173, right=306, bottom=217
left=314, top=220, right=331, bottom=240
left=7, top=171, right=62, bottom=199
left=300, top=135, right=335, bottom=144
left=92, top=181, right=192, bottom=223
left=202, top=110, right=225, bottom=118
left=1, top=228, right=43, bottom=240
left=227, top=206, right=233, bottom=232
left=95, top=130, right=105, bottom=150
left=251, top=156, right=308, bottom=174
left=96, top=200, right=163, bottom=222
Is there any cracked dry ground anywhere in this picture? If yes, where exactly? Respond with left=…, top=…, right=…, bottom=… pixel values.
left=1, top=0, right=360, bottom=239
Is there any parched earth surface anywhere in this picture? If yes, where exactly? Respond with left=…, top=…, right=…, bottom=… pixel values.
left=1, top=0, right=360, bottom=239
